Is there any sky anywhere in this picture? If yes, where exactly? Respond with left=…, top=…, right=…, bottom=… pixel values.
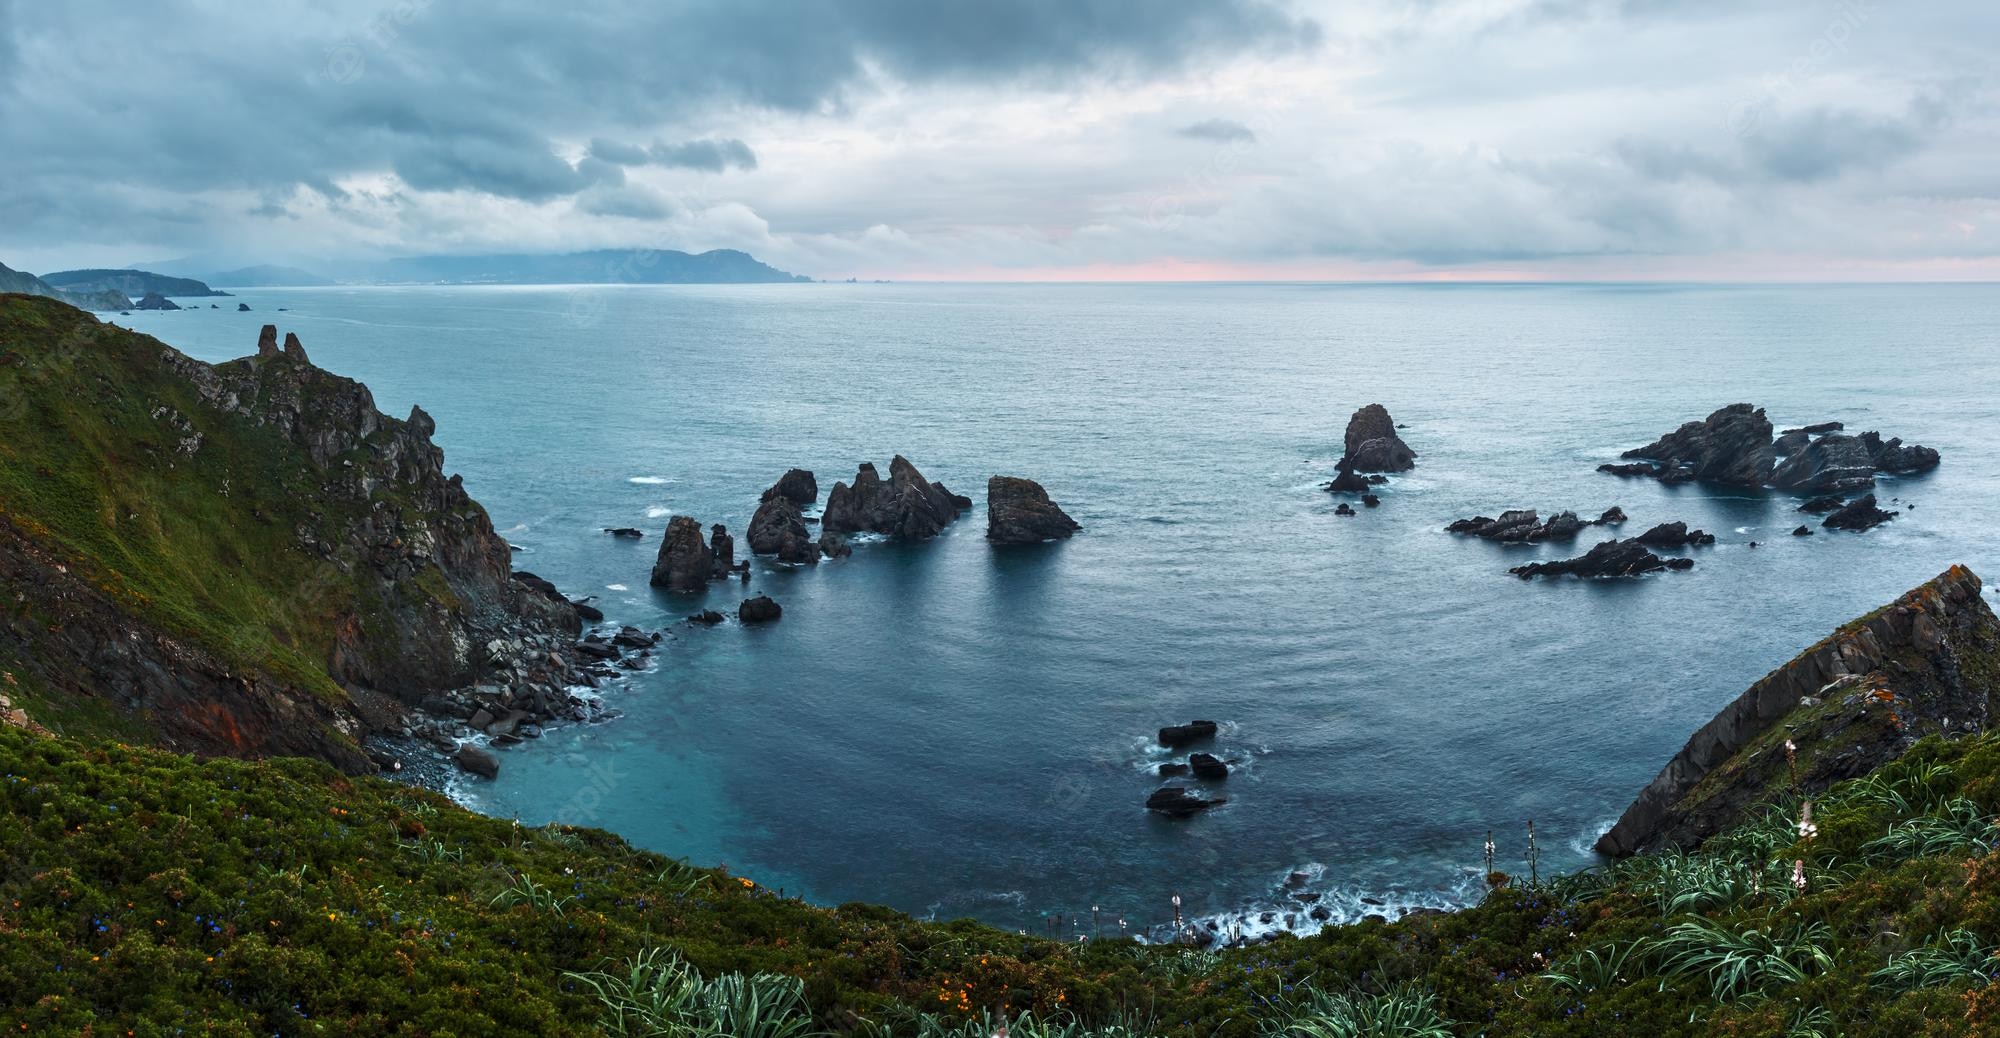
left=2, top=0, right=1997, bottom=281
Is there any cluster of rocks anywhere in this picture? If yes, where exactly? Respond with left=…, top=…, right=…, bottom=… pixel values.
left=823, top=456, right=971, bottom=539
left=1508, top=538, right=1697, bottom=580
left=748, top=468, right=846, bottom=563
left=1447, top=507, right=1625, bottom=542
left=649, top=515, right=750, bottom=591
left=1325, top=404, right=1414, bottom=495
left=987, top=476, right=1080, bottom=544
left=1146, top=720, right=1232, bottom=817
left=1600, top=405, right=1940, bottom=493
left=1820, top=493, right=1899, bottom=532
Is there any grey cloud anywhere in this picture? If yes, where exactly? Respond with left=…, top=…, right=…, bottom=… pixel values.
left=576, top=184, right=678, bottom=220
left=588, top=138, right=652, bottom=165
left=650, top=138, right=758, bottom=172
left=1176, top=119, right=1257, bottom=143
left=1740, top=105, right=1934, bottom=183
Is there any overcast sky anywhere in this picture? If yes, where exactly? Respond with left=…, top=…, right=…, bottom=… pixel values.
left=3, top=0, right=1996, bottom=280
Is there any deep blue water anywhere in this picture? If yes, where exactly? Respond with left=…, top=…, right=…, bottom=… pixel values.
left=120, top=282, right=2000, bottom=938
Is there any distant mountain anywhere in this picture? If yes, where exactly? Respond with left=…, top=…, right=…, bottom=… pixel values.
left=357, top=248, right=809, bottom=285
left=0, top=261, right=131, bottom=311
left=204, top=264, right=335, bottom=288
left=41, top=268, right=230, bottom=297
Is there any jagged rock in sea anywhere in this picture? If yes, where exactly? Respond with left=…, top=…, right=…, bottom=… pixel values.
left=987, top=476, right=1080, bottom=544
left=1792, top=525, right=1814, bottom=537
left=1322, top=462, right=1372, bottom=494
left=1508, top=538, right=1695, bottom=579
left=134, top=291, right=181, bottom=311
left=748, top=494, right=818, bottom=564
left=1158, top=720, right=1219, bottom=748
left=817, top=530, right=851, bottom=559
left=709, top=524, right=736, bottom=575
left=1338, top=403, right=1416, bottom=473
left=687, top=610, right=725, bottom=626
left=1189, top=752, right=1229, bottom=779
left=1362, top=493, right=1381, bottom=507
left=1597, top=565, right=1996, bottom=856
left=1334, top=503, right=1355, bottom=516
left=1146, top=786, right=1224, bottom=817
left=1446, top=508, right=1624, bottom=543
left=1611, top=404, right=1939, bottom=492
left=237, top=302, right=251, bottom=311
left=603, top=527, right=644, bottom=539
left=1823, top=494, right=1898, bottom=532
left=760, top=468, right=819, bottom=506
left=1634, top=521, right=1716, bottom=548
left=0, top=299, right=582, bottom=773
left=1799, top=494, right=1847, bottom=514
left=650, top=516, right=720, bottom=591
left=738, top=595, right=783, bottom=623
left=820, top=456, right=966, bottom=539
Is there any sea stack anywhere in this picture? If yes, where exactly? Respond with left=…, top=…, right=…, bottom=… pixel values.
left=649, top=515, right=717, bottom=591
left=1338, top=404, right=1416, bottom=472
left=821, top=456, right=966, bottom=539
left=986, top=476, right=1080, bottom=544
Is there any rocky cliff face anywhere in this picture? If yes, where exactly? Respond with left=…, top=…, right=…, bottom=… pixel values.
left=0, top=296, right=577, bottom=771
left=1597, top=565, right=1998, bottom=856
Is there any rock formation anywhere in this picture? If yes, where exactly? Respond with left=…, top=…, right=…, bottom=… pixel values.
left=1597, top=565, right=1996, bottom=856
left=1446, top=508, right=1624, bottom=543
left=1508, top=538, right=1695, bottom=579
left=748, top=494, right=819, bottom=564
left=134, top=292, right=181, bottom=310
left=761, top=468, right=818, bottom=506
left=1338, top=404, right=1416, bottom=472
left=1634, top=521, right=1716, bottom=548
left=987, top=476, right=1080, bottom=543
left=1822, top=494, right=1898, bottom=532
left=738, top=595, right=783, bottom=623
left=821, top=456, right=967, bottom=539
left=650, top=515, right=719, bottom=591
left=1608, top=404, right=1940, bottom=493
left=1158, top=720, right=1219, bottom=748
left=1146, top=786, right=1225, bottom=817
left=709, top=524, right=735, bottom=575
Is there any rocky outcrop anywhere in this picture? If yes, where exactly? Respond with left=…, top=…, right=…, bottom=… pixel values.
left=1158, top=720, right=1219, bottom=748
left=748, top=495, right=819, bottom=564
left=650, top=516, right=719, bottom=591
left=0, top=301, right=581, bottom=774
left=1597, top=565, right=1997, bottom=856
left=1146, top=786, right=1225, bottom=817
left=1446, top=507, right=1624, bottom=543
left=818, top=530, right=851, bottom=559
left=603, top=527, right=644, bottom=539
left=761, top=468, right=818, bottom=506
left=821, top=456, right=966, bottom=539
left=986, top=476, right=1081, bottom=544
left=1508, top=538, right=1695, bottom=579
left=738, top=596, right=783, bottom=623
left=134, top=292, right=182, bottom=311
left=709, top=524, right=735, bottom=575
left=1823, top=494, right=1897, bottom=532
left=1634, top=522, right=1716, bottom=548
left=1338, top=404, right=1415, bottom=473
left=1611, top=404, right=1939, bottom=492
left=1799, top=495, right=1846, bottom=514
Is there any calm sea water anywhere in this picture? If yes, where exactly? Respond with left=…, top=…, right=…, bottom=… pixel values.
left=121, top=282, right=2000, bottom=938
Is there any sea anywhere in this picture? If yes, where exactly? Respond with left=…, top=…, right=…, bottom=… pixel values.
left=116, top=281, right=2000, bottom=941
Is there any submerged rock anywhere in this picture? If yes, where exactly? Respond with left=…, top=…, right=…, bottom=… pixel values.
left=1598, top=565, right=1994, bottom=856
left=1158, top=720, right=1219, bottom=748
left=1146, top=786, right=1224, bottom=817
left=986, top=476, right=1081, bottom=544
left=1822, top=493, right=1898, bottom=531
left=603, top=527, right=645, bottom=539
left=1509, top=538, right=1695, bottom=579
left=821, top=456, right=966, bottom=539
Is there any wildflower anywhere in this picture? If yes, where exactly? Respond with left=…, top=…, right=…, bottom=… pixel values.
left=1798, top=800, right=1818, bottom=842
left=1792, top=860, right=1807, bottom=894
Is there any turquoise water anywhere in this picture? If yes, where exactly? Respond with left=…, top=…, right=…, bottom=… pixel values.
left=120, top=282, right=2000, bottom=937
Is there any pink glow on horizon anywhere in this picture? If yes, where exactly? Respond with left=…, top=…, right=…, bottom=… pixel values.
left=861, top=254, right=2000, bottom=284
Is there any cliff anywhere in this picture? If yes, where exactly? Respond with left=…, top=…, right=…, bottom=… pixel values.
left=1598, top=564, right=1999, bottom=855
left=39, top=267, right=229, bottom=298
left=0, top=260, right=131, bottom=311
left=0, top=294, right=576, bottom=771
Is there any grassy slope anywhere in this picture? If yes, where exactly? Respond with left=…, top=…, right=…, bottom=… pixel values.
left=7, top=722, right=2000, bottom=1036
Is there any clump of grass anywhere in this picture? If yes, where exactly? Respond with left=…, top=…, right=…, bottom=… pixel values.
left=1870, top=929, right=1998, bottom=992
left=563, top=946, right=822, bottom=1038
left=1651, top=920, right=1836, bottom=1002
left=1253, top=981, right=1455, bottom=1038
left=490, top=872, right=577, bottom=915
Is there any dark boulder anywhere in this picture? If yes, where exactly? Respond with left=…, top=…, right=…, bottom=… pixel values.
left=760, top=468, right=819, bottom=506
left=1770, top=433, right=1878, bottom=494
left=817, top=530, right=851, bottom=559
left=603, top=527, right=645, bottom=539
left=649, top=515, right=716, bottom=592
left=1792, top=525, right=1814, bottom=537
left=574, top=640, right=619, bottom=661
left=611, top=626, right=658, bottom=649
left=749, top=495, right=818, bottom=564
left=1334, top=502, right=1356, bottom=517
left=1598, top=461, right=1696, bottom=484
left=1635, top=521, right=1715, bottom=548
left=1597, top=506, right=1627, bottom=525
left=510, top=570, right=563, bottom=600
left=568, top=598, right=605, bottom=623
left=821, top=456, right=966, bottom=539
left=1861, top=432, right=1941, bottom=475
left=1798, top=494, right=1846, bottom=514
left=738, top=595, right=783, bottom=623
left=1361, top=493, right=1381, bottom=507
left=1322, top=462, right=1371, bottom=494
left=236, top=302, right=251, bottom=311
left=709, top=524, right=736, bottom=576
left=454, top=743, right=500, bottom=779
left=1158, top=720, right=1219, bottom=748
left=986, top=476, right=1081, bottom=544
left=1158, top=761, right=1191, bottom=777
left=1338, top=404, right=1416, bottom=472
left=1510, top=538, right=1695, bottom=579
left=1784, top=421, right=1844, bottom=435
left=1146, top=786, right=1224, bottom=818
left=687, top=610, right=725, bottom=626
left=1189, top=752, right=1229, bottom=780
left=1822, top=494, right=1898, bottom=532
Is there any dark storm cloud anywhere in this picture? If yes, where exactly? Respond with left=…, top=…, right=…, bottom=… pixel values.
left=1176, top=119, right=1258, bottom=143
